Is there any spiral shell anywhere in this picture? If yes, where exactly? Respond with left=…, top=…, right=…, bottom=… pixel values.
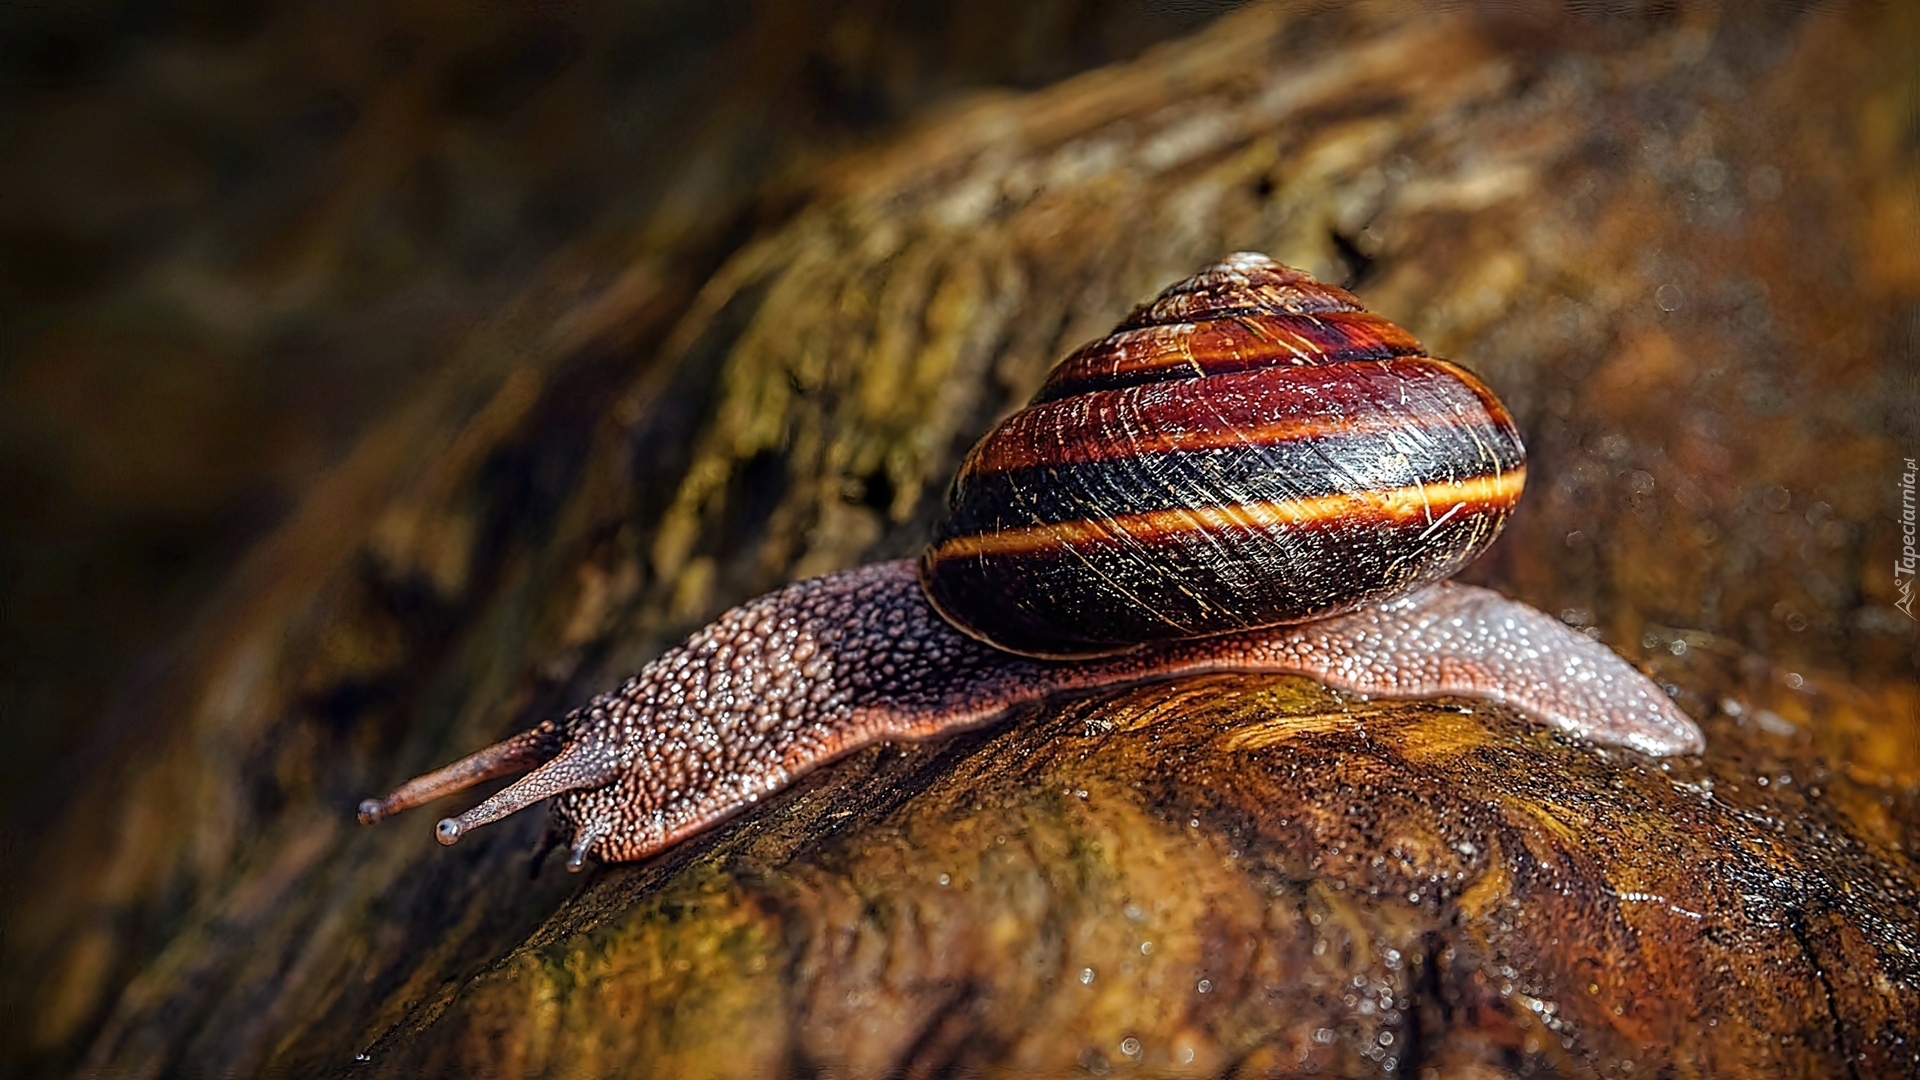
left=919, top=253, right=1527, bottom=657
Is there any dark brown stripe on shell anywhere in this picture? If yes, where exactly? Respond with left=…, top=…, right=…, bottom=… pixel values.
left=990, top=358, right=1516, bottom=474
left=1034, top=311, right=1426, bottom=402
left=939, top=433, right=1523, bottom=538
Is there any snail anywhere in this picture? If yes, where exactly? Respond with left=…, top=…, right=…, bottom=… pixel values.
left=358, top=254, right=1703, bottom=871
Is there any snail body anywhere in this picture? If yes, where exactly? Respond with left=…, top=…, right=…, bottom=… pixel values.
left=359, top=255, right=1703, bottom=869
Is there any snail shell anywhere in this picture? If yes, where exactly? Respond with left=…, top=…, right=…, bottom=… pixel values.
left=922, top=254, right=1526, bottom=657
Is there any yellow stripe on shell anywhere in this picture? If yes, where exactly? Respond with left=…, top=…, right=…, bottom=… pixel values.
left=926, top=468, right=1527, bottom=562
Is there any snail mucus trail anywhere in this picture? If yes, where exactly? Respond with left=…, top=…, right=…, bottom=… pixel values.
left=359, top=254, right=1704, bottom=871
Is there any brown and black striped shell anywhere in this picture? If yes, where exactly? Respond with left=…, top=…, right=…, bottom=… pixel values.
left=918, top=253, right=1527, bottom=658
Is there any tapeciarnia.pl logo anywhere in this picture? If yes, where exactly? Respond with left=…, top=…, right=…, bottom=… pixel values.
left=1898, top=457, right=1917, bottom=619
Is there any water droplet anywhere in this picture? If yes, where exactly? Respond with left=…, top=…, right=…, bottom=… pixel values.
left=1655, top=284, right=1685, bottom=312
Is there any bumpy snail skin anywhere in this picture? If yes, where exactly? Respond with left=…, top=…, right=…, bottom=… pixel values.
left=360, top=560, right=1702, bottom=868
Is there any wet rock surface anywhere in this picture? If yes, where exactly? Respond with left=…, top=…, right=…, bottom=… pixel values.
left=359, top=678, right=1920, bottom=1077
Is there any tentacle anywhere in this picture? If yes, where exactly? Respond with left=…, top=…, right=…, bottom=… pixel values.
left=566, top=821, right=610, bottom=872
left=357, top=720, right=563, bottom=824
left=434, top=740, right=620, bottom=845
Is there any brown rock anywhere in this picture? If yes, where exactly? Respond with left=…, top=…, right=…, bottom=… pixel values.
left=360, top=679, right=1920, bottom=1076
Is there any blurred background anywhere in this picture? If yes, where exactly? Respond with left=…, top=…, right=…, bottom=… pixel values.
left=0, top=0, right=1243, bottom=863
